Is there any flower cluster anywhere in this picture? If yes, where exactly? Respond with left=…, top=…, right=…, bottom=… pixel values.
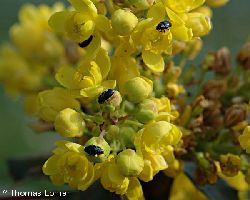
left=5, top=0, right=250, bottom=200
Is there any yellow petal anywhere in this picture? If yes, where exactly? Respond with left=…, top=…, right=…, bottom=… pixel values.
left=80, top=85, right=103, bottom=97
left=101, top=80, right=116, bottom=89
left=42, top=155, right=59, bottom=175
left=55, top=66, right=78, bottom=89
left=95, top=15, right=111, bottom=32
left=169, top=173, right=208, bottom=200
left=147, top=3, right=165, bottom=22
left=48, top=11, right=69, bottom=32
left=142, top=50, right=164, bottom=72
left=164, top=0, right=205, bottom=13
left=89, top=61, right=102, bottom=84
left=81, top=33, right=101, bottom=64
left=95, top=48, right=111, bottom=78
left=69, top=0, right=97, bottom=18
left=126, top=178, right=144, bottom=200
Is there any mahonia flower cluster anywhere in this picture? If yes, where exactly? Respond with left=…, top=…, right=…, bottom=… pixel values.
left=7, top=0, right=250, bottom=200
left=38, top=0, right=212, bottom=198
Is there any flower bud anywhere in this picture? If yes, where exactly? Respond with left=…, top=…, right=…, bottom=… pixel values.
left=219, top=154, right=241, bottom=177
left=135, top=99, right=158, bottom=123
left=202, top=80, right=227, bottom=100
left=117, top=149, right=144, bottom=177
left=195, top=6, right=213, bottom=18
left=106, top=125, right=120, bottom=141
left=55, top=108, right=85, bottom=137
left=224, top=104, right=247, bottom=128
left=237, top=41, right=250, bottom=70
left=119, top=126, right=136, bottom=148
left=84, top=137, right=111, bottom=163
left=206, top=0, right=229, bottom=8
left=128, top=0, right=150, bottom=10
left=184, top=38, right=203, bottom=60
left=111, top=9, right=138, bottom=36
left=208, top=47, right=231, bottom=75
left=124, top=77, right=152, bottom=103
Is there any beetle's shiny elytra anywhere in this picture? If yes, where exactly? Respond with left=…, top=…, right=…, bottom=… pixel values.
left=98, top=89, right=115, bottom=104
left=156, top=20, right=172, bottom=32
left=84, top=145, right=104, bottom=156
left=78, top=35, right=93, bottom=48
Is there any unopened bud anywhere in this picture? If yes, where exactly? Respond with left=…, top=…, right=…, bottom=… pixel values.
left=124, top=77, right=152, bottom=103
left=237, top=41, right=250, bottom=70
left=111, top=9, right=138, bottom=36
left=117, top=149, right=144, bottom=176
left=224, top=104, right=247, bottom=128
left=54, top=108, right=85, bottom=137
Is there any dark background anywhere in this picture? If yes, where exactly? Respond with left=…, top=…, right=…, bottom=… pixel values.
left=0, top=0, right=250, bottom=196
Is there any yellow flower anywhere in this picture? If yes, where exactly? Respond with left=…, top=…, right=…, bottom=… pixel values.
left=37, top=87, right=80, bottom=122
left=54, top=108, right=85, bottom=137
left=136, top=121, right=182, bottom=153
left=0, top=45, right=44, bottom=95
left=42, top=141, right=95, bottom=190
left=55, top=48, right=116, bottom=98
left=100, top=159, right=130, bottom=195
left=10, top=3, right=64, bottom=63
left=239, top=126, right=250, bottom=153
left=49, top=0, right=97, bottom=42
left=169, top=173, right=209, bottom=200
left=206, top=0, right=229, bottom=8
left=132, top=1, right=202, bottom=72
left=49, top=0, right=111, bottom=62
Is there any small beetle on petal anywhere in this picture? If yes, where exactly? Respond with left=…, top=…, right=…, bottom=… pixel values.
left=84, top=145, right=104, bottom=156
left=98, top=89, right=115, bottom=104
left=156, top=20, right=172, bottom=32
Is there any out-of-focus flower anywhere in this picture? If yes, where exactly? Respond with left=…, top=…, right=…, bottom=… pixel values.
left=170, top=173, right=209, bottom=200
left=43, top=141, right=95, bottom=190
left=202, top=79, right=227, bottom=100
left=206, top=0, right=229, bottom=8
left=239, top=126, right=250, bottom=153
left=224, top=104, right=247, bottom=128
left=208, top=47, right=231, bottom=75
left=219, top=154, right=241, bottom=177
left=237, top=40, right=250, bottom=70
left=37, top=87, right=80, bottom=122
left=184, top=37, right=203, bottom=60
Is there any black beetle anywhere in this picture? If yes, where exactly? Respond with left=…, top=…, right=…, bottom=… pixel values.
left=84, top=145, right=104, bottom=156
left=98, top=89, right=115, bottom=104
left=78, top=35, right=93, bottom=48
left=156, top=20, right=172, bottom=32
